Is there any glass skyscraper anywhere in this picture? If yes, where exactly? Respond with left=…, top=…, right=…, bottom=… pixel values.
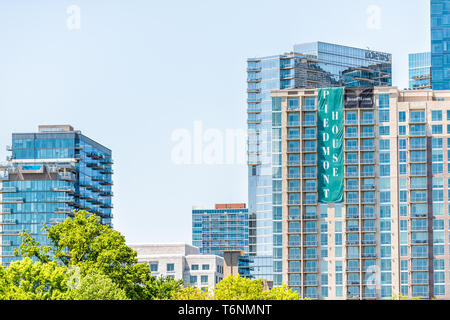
left=0, top=125, right=113, bottom=266
left=409, top=52, right=432, bottom=89
left=192, top=204, right=249, bottom=256
left=247, top=42, right=392, bottom=285
left=431, top=0, right=450, bottom=90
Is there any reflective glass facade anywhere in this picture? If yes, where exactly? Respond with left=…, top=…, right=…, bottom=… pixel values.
left=247, top=42, right=392, bottom=285
left=431, top=0, right=450, bottom=90
left=409, top=52, right=432, bottom=89
left=192, top=206, right=249, bottom=255
left=0, top=126, right=113, bottom=266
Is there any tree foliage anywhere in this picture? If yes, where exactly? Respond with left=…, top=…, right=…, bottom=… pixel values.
left=66, top=273, right=128, bottom=300
left=9, top=210, right=182, bottom=300
left=214, top=275, right=299, bottom=300
left=0, top=258, right=69, bottom=300
left=171, top=287, right=212, bottom=300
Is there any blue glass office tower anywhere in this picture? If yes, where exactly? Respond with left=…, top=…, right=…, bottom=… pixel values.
left=247, top=42, right=392, bottom=285
left=431, top=0, right=450, bottom=89
left=409, top=52, right=432, bottom=89
left=0, top=125, right=113, bottom=266
left=192, top=204, right=249, bottom=256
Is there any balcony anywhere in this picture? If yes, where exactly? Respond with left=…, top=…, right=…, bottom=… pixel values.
left=303, top=147, right=316, bottom=153
left=345, top=146, right=358, bottom=151
left=0, top=208, right=13, bottom=214
left=248, top=107, right=262, bottom=114
left=302, top=121, right=317, bottom=127
left=361, top=253, right=377, bottom=259
left=411, top=240, right=428, bottom=245
left=360, top=132, right=375, bottom=138
left=303, top=268, right=318, bottom=273
left=0, top=187, right=17, bottom=193
left=247, top=67, right=262, bottom=72
left=58, top=172, right=76, bottom=182
left=0, top=198, right=24, bottom=204
left=362, top=227, right=376, bottom=232
left=302, top=134, right=317, bottom=140
left=287, top=121, right=300, bottom=127
left=303, top=241, right=317, bottom=247
left=51, top=187, right=75, bottom=194
left=247, top=98, right=262, bottom=104
left=247, top=117, right=262, bottom=124
left=303, top=228, right=317, bottom=234
left=303, top=255, right=317, bottom=260
left=247, top=77, right=262, bottom=83
left=303, top=160, right=317, bottom=166
left=303, top=215, right=317, bottom=220
left=54, top=207, right=74, bottom=215
left=49, top=218, right=66, bottom=225
left=362, top=240, right=377, bottom=245
left=409, top=118, right=426, bottom=124
left=360, top=119, right=375, bottom=125
left=0, top=219, right=17, bottom=225
left=361, top=145, right=375, bottom=152
left=101, top=158, right=114, bottom=165
left=361, top=172, right=375, bottom=178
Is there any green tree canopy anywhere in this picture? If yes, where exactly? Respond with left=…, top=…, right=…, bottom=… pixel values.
left=0, top=257, right=69, bottom=300
left=65, top=272, right=129, bottom=300
left=214, top=275, right=299, bottom=300
left=15, top=210, right=183, bottom=300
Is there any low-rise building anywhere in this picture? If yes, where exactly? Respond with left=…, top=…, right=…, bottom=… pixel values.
left=129, top=243, right=224, bottom=291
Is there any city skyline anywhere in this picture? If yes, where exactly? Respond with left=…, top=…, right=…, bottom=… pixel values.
left=0, top=0, right=431, bottom=246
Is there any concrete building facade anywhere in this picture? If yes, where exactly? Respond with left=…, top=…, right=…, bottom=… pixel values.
left=270, top=86, right=450, bottom=300
left=129, top=243, right=224, bottom=291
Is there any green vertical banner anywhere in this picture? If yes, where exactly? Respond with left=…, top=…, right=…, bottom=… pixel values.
left=317, top=88, right=344, bottom=203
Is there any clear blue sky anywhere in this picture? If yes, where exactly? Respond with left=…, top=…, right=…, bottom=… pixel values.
left=0, top=0, right=430, bottom=244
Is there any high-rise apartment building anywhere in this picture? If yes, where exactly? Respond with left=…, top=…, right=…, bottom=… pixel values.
left=192, top=203, right=250, bottom=277
left=270, top=86, right=450, bottom=300
left=409, top=52, right=432, bottom=89
left=0, top=125, right=113, bottom=266
left=431, top=0, right=450, bottom=90
left=192, top=204, right=249, bottom=255
left=247, top=42, right=392, bottom=284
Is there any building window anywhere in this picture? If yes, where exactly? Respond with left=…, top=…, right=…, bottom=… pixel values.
left=191, top=264, right=199, bottom=270
left=379, top=110, right=390, bottom=123
left=379, top=126, right=390, bottom=136
left=190, top=276, right=197, bottom=284
left=399, top=126, right=407, bottom=135
left=202, top=264, right=210, bottom=271
left=201, top=275, right=208, bottom=284
left=432, top=110, right=443, bottom=121
left=399, top=111, right=406, bottom=122
left=432, top=125, right=443, bottom=134
left=149, top=263, right=158, bottom=272
left=167, top=263, right=175, bottom=272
